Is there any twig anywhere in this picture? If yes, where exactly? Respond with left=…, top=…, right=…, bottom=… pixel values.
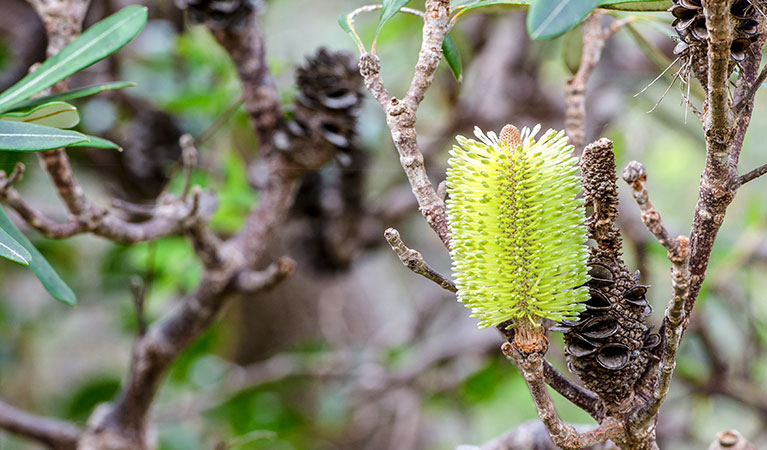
left=358, top=0, right=452, bottom=247
left=622, top=159, right=692, bottom=431
left=0, top=399, right=82, bottom=450
left=194, top=96, right=244, bottom=147
left=737, top=163, right=767, bottom=187
left=734, top=63, right=767, bottom=113
left=632, top=234, right=690, bottom=429
left=384, top=227, right=456, bottom=293
left=622, top=161, right=684, bottom=257
left=729, top=34, right=766, bottom=170
left=234, top=256, right=296, bottom=292
left=0, top=163, right=24, bottom=190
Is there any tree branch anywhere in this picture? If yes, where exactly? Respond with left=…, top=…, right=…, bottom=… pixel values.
left=234, top=256, right=296, bottom=292
left=737, top=163, right=767, bottom=187
left=384, top=227, right=456, bottom=293
left=683, top=0, right=743, bottom=340
left=0, top=399, right=82, bottom=450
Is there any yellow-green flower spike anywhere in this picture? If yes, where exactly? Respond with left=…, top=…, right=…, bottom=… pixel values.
left=446, top=124, right=590, bottom=329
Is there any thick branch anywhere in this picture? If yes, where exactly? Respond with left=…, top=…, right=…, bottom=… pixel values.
left=0, top=399, right=82, bottom=450
left=684, top=0, right=738, bottom=324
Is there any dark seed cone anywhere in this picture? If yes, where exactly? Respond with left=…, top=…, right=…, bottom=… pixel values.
left=558, top=139, right=660, bottom=411
left=176, top=0, right=260, bottom=30
left=670, top=0, right=764, bottom=87
left=291, top=48, right=363, bottom=154
left=288, top=48, right=367, bottom=272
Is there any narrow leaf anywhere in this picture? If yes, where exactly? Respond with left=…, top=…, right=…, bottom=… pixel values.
left=0, top=225, right=31, bottom=265
left=562, top=26, right=584, bottom=75
left=1, top=102, right=80, bottom=128
left=68, top=135, right=122, bottom=150
left=0, top=120, right=88, bottom=151
left=338, top=11, right=366, bottom=53
left=599, top=0, right=671, bottom=11
left=0, top=6, right=147, bottom=113
left=451, top=0, right=529, bottom=21
left=452, top=0, right=528, bottom=12
left=527, top=0, right=602, bottom=40
left=442, top=33, right=463, bottom=80
left=374, top=0, right=411, bottom=43
left=0, top=206, right=76, bottom=304
left=6, top=81, right=134, bottom=113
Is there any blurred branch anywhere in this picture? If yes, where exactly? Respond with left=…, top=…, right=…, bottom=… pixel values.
left=706, top=430, right=757, bottom=450
left=384, top=227, right=456, bottom=293
left=0, top=399, right=81, bottom=450
left=565, top=11, right=632, bottom=155
left=357, top=0, right=452, bottom=246
left=234, top=256, right=296, bottom=292
left=457, top=420, right=619, bottom=450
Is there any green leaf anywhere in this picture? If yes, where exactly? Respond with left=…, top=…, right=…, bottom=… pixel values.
left=442, top=33, right=463, bottom=80
left=452, top=0, right=528, bottom=12
left=338, top=11, right=365, bottom=53
left=0, top=225, right=31, bottom=265
left=599, top=0, right=672, bottom=11
left=374, top=0, right=411, bottom=44
left=451, top=1, right=529, bottom=21
left=68, top=135, right=122, bottom=150
left=0, top=206, right=76, bottom=304
left=6, top=81, right=134, bottom=113
left=527, top=0, right=602, bottom=40
left=562, top=26, right=584, bottom=75
left=0, top=120, right=88, bottom=151
left=1, top=102, right=80, bottom=128
left=0, top=6, right=147, bottom=113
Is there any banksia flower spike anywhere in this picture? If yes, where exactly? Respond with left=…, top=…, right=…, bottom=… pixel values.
left=446, top=124, right=590, bottom=331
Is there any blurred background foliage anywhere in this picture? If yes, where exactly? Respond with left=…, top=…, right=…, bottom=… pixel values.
left=0, top=0, right=765, bottom=449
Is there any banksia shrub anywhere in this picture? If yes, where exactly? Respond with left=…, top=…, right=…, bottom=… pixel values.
left=446, top=125, right=589, bottom=329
